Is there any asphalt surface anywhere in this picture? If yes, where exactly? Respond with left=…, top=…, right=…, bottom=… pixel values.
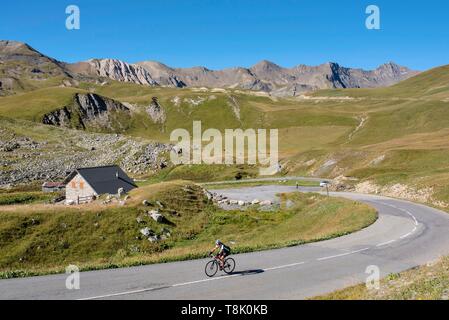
left=201, top=176, right=329, bottom=185
left=2, top=185, right=449, bottom=300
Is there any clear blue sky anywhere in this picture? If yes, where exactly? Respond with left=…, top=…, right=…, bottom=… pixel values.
left=1, top=0, right=448, bottom=71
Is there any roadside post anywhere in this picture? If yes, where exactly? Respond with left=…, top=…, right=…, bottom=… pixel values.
left=320, top=180, right=330, bottom=197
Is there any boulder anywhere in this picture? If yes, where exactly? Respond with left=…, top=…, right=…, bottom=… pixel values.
left=149, top=210, right=164, bottom=223
left=229, top=200, right=239, bottom=205
left=251, top=199, right=260, bottom=205
left=237, top=200, right=245, bottom=206
left=259, top=200, right=272, bottom=206
left=142, top=200, right=150, bottom=206
left=203, top=190, right=212, bottom=200
left=140, top=227, right=152, bottom=237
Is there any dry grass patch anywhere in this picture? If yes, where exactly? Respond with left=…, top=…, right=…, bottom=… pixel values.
left=314, top=256, right=449, bottom=300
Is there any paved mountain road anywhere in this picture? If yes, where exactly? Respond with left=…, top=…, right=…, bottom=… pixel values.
left=2, top=185, right=449, bottom=300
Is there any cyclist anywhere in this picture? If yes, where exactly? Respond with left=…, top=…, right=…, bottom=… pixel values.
left=209, top=240, right=231, bottom=270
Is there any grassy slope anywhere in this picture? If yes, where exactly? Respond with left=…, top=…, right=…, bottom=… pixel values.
left=2, top=66, right=449, bottom=193
left=0, top=87, right=86, bottom=121
left=0, top=181, right=376, bottom=278
left=281, top=65, right=449, bottom=205
left=312, top=64, right=449, bottom=100
left=314, top=256, right=449, bottom=300
left=0, top=80, right=357, bottom=147
left=0, top=192, right=57, bottom=206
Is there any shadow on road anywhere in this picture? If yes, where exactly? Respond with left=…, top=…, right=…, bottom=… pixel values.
left=227, top=269, right=265, bottom=276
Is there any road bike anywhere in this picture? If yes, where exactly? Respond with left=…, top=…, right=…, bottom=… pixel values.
left=205, top=255, right=236, bottom=277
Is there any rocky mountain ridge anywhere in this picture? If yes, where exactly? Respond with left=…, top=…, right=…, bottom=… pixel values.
left=0, top=40, right=420, bottom=97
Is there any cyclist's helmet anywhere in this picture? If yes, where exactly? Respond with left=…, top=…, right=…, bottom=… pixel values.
left=215, top=240, right=222, bottom=245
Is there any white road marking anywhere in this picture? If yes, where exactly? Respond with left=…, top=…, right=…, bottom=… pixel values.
left=376, top=239, right=396, bottom=247
left=79, top=261, right=307, bottom=300
left=79, top=275, right=241, bottom=300
left=77, top=286, right=166, bottom=300
left=171, top=273, right=241, bottom=288
left=400, top=232, right=413, bottom=239
left=316, top=248, right=370, bottom=261
left=264, top=261, right=305, bottom=271
left=377, top=201, right=420, bottom=246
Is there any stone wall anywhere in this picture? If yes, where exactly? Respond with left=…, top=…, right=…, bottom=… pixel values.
left=66, top=173, right=96, bottom=203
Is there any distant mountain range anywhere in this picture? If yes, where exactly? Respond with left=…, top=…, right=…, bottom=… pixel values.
left=0, top=40, right=420, bottom=96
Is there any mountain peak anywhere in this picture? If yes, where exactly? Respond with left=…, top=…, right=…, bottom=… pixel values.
left=0, top=40, right=40, bottom=56
left=251, top=60, right=281, bottom=70
left=0, top=40, right=22, bottom=46
left=0, top=40, right=26, bottom=48
left=378, top=61, right=400, bottom=68
left=321, top=61, right=341, bottom=69
left=137, top=60, right=172, bottom=69
left=375, top=62, right=419, bottom=77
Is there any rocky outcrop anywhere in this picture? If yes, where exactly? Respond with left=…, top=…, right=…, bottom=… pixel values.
left=136, top=61, right=186, bottom=87
left=68, top=59, right=158, bottom=86
left=227, top=95, right=241, bottom=121
left=42, top=93, right=131, bottom=131
left=146, top=97, right=166, bottom=124
left=42, top=107, right=72, bottom=127
left=0, top=77, right=22, bottom=93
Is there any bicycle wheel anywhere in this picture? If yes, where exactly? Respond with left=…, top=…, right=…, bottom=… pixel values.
left=223, top=257, right=236, bottom=274
left=205, top=260, right=219, bottom=277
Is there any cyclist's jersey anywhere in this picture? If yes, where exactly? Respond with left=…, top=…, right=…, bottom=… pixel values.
left=219, top=244, right=231, bottom=254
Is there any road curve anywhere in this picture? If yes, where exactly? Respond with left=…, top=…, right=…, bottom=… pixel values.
left=1, top=186, right=449, bottom=300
